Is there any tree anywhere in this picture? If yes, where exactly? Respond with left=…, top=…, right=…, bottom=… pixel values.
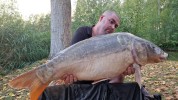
left=49, top=0, right=71, bottom=59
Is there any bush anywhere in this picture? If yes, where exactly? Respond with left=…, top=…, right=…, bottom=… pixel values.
left=158, top=41, right=178, bottom=51
left=0, top=31, right=50, bottom=75
left=0, top=1, right=50, bottom=75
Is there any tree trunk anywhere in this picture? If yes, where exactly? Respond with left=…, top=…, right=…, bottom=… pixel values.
left=49, top=0, right=71, bottom=59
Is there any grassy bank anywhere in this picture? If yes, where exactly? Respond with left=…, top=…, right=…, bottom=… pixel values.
left=167, top=52, right=178, bottom=61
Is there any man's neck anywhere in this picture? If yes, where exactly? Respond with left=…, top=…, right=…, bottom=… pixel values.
left=92, top=25, right=100, bottom=36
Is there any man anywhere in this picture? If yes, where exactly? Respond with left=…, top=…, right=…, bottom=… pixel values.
left=61, top=10, right=135, bottom=84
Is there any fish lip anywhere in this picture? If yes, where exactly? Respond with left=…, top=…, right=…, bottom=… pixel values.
left=160, top=57, right=166, bottom=61
left=160, top=52, right=168, bottom=61
left=159, top=56, right=168, bottom=62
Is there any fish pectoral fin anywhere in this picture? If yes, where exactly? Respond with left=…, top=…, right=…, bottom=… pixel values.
left=30, top=78, right=49, bottom=100
left=133, top=63, right=142, bottom=89
left=92, top=78, right=110, bottom=84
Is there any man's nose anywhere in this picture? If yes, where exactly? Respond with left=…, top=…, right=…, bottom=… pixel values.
left=110, top=25, right=115, bottom=32
left=111, top=24, right=115, bottom=29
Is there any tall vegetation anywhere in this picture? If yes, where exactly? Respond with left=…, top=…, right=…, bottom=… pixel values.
left=0, top=0, right=50, bottom=75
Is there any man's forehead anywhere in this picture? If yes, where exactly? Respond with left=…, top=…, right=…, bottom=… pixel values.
left=109, top=14, right=120, bottom=25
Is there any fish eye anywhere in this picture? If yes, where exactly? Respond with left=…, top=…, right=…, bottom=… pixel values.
left=148, top=43, right=161, bottom=54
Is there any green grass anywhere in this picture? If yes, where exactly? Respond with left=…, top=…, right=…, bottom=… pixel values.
left=167, top=51, right=178, bottom=61
left=0, top=32, right=50, bottom=75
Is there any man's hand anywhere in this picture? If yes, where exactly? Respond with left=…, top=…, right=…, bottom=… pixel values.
left=62, top=74, right=78, bottom=84
left=122, top=66, right=135, bottom=76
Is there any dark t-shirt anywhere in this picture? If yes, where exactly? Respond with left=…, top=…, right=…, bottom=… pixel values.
left=71, top=26, right=94, bottom=84
left=71, top=26, right=92, bottom=45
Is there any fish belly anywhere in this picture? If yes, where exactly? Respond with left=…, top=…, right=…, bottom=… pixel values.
left=56, top=50, right=134, bottom=81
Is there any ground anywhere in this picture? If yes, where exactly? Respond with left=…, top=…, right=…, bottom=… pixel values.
left=0, top=60, right=178, bottom=100
left=125, top=61, right=178, bottom=100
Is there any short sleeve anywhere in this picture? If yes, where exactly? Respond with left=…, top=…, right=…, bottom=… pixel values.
left=71, top=26, right=92, bottom=45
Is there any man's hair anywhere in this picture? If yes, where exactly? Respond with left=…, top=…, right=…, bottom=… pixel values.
left=102, top=10, right=120, bottom=20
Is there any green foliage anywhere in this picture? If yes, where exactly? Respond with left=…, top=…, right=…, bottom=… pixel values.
left=159, top=40, right=178, bottom=51
left=167, top=52, right=178, bottom=61
left=72, top=0, right=121, bottom=32
left=0, top=0, right=50, bottom=75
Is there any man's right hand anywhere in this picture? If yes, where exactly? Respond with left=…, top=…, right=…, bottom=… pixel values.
left=62, top=74, right=78, bottom=84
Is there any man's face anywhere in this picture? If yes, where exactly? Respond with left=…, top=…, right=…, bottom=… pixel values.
left=99, top=13, right=120, bottom=34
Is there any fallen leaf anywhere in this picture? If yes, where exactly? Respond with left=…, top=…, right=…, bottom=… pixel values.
left=8, top=92, right=15, bottom=96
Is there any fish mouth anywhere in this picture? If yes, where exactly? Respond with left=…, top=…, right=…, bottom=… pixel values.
left=159, top=52, right=168, bottom=61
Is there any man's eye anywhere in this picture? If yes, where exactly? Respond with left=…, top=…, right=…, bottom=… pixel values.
left=110, top=20, right=114, bottom=24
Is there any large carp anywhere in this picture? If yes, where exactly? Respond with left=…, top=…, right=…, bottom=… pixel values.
left=9, top=32, right=168, bottom=100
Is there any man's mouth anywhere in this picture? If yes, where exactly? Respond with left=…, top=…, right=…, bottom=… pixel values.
left=106, top=29, right=113, bottom=33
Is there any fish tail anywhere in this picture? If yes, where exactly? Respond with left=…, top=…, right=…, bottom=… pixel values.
left=8, top=69, right=50, bottom=100
left=30, top=78, right=49, bottom=100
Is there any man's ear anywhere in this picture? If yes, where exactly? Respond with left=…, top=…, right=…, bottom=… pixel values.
left=99, top=15, right=104, bottom=21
